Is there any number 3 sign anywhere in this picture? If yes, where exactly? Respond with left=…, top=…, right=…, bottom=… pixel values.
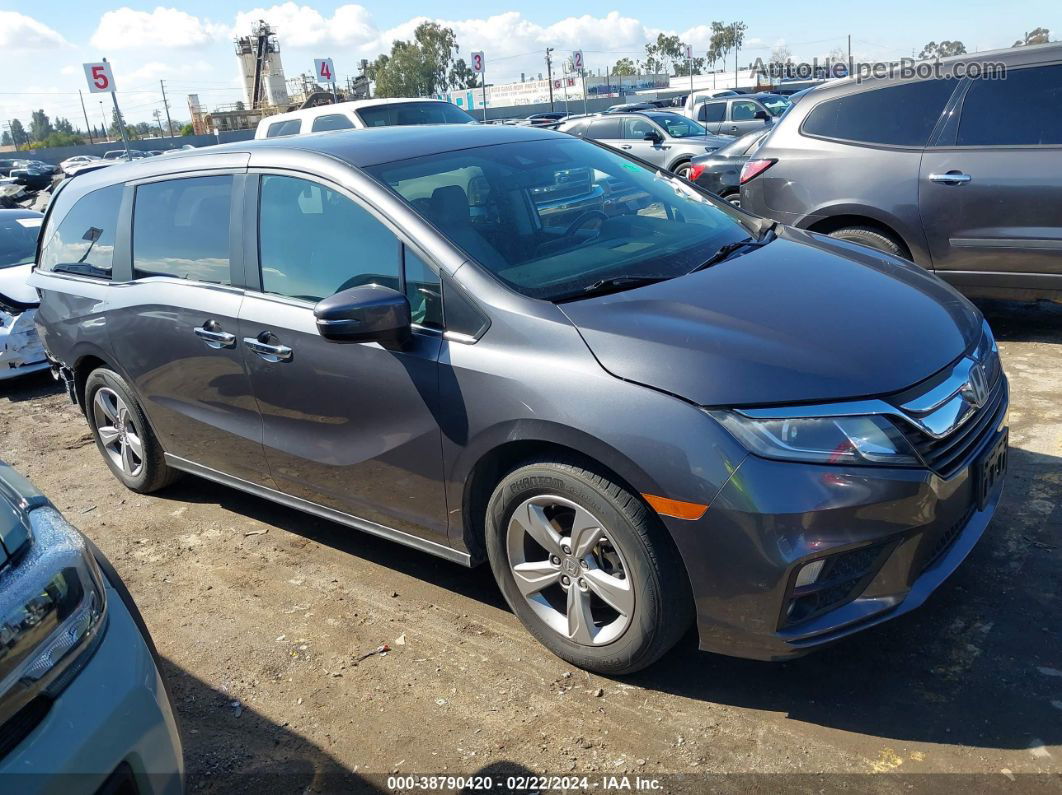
left=315, top=58, right=336, bottom=84
left=83, top=62, right=116, bottom=93
left=471, top=52, right=485, bottom=74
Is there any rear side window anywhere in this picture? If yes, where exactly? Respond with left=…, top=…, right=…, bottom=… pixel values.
left=266, top=119, right=301, bottom=138
left=133, top=176, right=232, bottom=284
left=258, top=175, right=399, bottom=302
left=39, top=184, right=123, bottom=278
left=698, top=102, right=726, bottom=123
left=587, top=117, right=622, bottom=139
left=957, top=64, right=1062, bottom=146
left=562, top=119, right=590, bottom=137
left=356, top=102, right=476, bottom=127
left=802, top=79, right=958, bottom=147
left=310, top=113, right=355, bottom=133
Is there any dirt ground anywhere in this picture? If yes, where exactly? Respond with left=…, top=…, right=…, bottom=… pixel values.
left=1, top=300, right=1059, bottom=793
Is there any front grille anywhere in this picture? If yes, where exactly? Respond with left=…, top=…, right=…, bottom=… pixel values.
left=920, top=506, right=975, bottom=574
left=901, top=376, right=1007, bottom=479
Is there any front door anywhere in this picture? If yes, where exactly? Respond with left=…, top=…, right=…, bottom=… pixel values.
left=622, top=116, right=668, bottom=167
left=239, top=173, right=448, bottom=542
left=108, top=172, right=268, bottom=484
left=726, top=100, right=768, bottom=137
left=919, top=65, right=1062, bottom=295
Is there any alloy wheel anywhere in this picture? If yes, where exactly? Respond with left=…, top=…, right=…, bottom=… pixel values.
left=506, top=495, right=634, bottom=646
left=92, top=387, right=144, bottom=477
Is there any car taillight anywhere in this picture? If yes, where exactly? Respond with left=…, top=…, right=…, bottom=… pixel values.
left=739, top=158, right=776, bottom=184
left=687, top=163, right=705, bottom=181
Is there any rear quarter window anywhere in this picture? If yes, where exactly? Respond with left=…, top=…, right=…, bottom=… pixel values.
left=38, top=184, right=124, bottom=278
left=311, top=113, right=355, bottom=133
left=801, top=78, right=959, bottom=147
left=266, top=119, right=302, bottom=138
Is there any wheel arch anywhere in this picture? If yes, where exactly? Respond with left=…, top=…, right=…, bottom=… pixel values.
left=799, top=205, right=927, bottom=264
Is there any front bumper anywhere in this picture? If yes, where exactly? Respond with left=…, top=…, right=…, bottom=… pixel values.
left=0, top=307, right=49, bottom=381
left=665, top=400, right=1008, bottom=662
left=0, top=570, right=184, bottom=794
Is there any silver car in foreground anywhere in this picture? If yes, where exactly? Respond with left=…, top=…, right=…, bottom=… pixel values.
left=558, top=111, right=733, bottom=178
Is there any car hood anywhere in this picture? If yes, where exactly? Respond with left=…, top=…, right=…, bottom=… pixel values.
left=677, top=134, right=734, bottom=148
left=559, top=227, right=981, bottom=406
left=0, top=263, right=39, bottom=306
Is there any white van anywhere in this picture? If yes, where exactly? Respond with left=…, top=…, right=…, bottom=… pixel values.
left=254, top=98, right=477, bottom=139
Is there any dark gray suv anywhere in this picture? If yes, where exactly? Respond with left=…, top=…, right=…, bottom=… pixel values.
left=30, top=125, right=1008, bottom=674
left=742, top=44, right=1062, bottom=303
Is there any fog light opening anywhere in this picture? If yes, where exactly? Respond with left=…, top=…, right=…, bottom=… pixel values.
left=794, top=558, right=825, bottom=589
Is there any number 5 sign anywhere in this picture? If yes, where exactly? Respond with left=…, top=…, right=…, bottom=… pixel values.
left=470, top=51, right=485, bottom=74
left=314, top=58, right=336, bottom=84
left=83, top=62, right=116, bottom=93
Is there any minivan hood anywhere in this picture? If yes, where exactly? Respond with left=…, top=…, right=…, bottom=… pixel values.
left=0, top=264, right=38, bottom=306
left=560, top=228, right=981, bottom=406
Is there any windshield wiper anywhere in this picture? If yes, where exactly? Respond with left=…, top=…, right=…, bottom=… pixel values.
left=686, top=225, right=778, bottom=275
left=554, top=275, right=668, bottom=302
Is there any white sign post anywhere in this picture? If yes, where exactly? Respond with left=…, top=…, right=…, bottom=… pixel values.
left=572, top=50, right=587, bottom=114
left=83, top=61, right=130, bottom=156
left=471, top=51, right=486, bottom=122
left=685, top=44, right=695, bottom=94
left=315, top=58, right=338, bottom=102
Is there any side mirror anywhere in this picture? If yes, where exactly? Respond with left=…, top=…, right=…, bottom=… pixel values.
left=754, top=110, right=770, bottom=121
left=314, top=284, right=411, bottom=344
left=643, top=130, right=663, bottom=143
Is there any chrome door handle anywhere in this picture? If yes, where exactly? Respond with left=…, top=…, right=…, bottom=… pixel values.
left=928, top=171, right=972, bottom=184
left=193, top=326, right=236, bottom=349
left=621, top=144, right=632, bottom=149
left=243, top=337, right=293, bottom=362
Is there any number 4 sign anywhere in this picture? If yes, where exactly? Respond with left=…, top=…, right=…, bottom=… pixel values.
left=83, top=62, right=116, bottom=93
left=315, top=58, right=336, bottom=84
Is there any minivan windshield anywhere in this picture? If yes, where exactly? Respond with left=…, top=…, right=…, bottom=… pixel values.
left=366, top=137, right=752, bottom=301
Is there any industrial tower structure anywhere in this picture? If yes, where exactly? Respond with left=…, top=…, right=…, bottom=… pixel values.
left=234, top=20, right=289, bottom=109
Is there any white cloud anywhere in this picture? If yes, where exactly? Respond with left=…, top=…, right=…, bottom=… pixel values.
left=232, top=3, right=375, bottom=48
left=91, top=7, right=226, bottom=50
left=0, top=11, right=68, bottom=50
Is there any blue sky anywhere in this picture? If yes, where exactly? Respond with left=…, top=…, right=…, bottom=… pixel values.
left=1, top=2, right=1058, bottom=127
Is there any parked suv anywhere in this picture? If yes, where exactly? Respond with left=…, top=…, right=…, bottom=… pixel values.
left=255, top=98, right=477, bottom=139
left=741, top=44, right=1062, bottom=302
left=559, top=111, right=733, bottom=178
left=31, top=125, right=1007, bottom=674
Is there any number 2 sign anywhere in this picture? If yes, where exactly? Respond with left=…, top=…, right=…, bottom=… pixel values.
left=572, top=50, right=584, bottom=71
left=83, top=62, right=116, bottom=94
left=315, top=58, right=336, bottom=84
left=470, top=51, right=485, bottom=74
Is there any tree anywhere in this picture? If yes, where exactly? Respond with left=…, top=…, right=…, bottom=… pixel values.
left=919, top=40, right=967, bottom=59
left=610, top=58, right=637, bottom=76
left=708, top=21, right=747, bottom=73
left=644, top=33, right=684, bottom=76
left=368, top=22, right=462, bottom=98
left=29, top=109, right=53, bottom=142
left=449, top=58, right=480, bottom=90
left=179, top=123, right=195, bottom=136
left=54, top=117, right=75, bottom=134
left=0, top=131, right=10, bottom=146
left=39, top=131, right=84, bottom=148
left=1013, top=27, right=1050, bottom=46
left=8, top=119, right=28, bottom=148
left=770, top=44, right=793, bottom=65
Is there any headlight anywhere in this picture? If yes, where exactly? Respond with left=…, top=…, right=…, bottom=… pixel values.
left=0, top=507, right=107, bottom=731
left=708, top=410, right=920, bottom=466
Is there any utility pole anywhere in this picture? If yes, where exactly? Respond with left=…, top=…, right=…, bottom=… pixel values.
left=545, top=48, right=555, bottom=112
left=79, top=90, right=95, bottom=143
left=847, top=34, right=852, bottom=74
left=99, top=100, right=108, bottom=141
left=153, top=109, right=165, bottom=137
left=734, top=25, right=739, bottom=90
left=160, top=80, right=174, bottom=138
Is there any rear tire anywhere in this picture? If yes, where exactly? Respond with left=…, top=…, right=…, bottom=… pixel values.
left=828, top=225, right=906, bottom=257
left=672, top=161, right=693, bottom=179
left=485, top=458, right=693, bottom=675
left=84, top=368, right=179, bottom=493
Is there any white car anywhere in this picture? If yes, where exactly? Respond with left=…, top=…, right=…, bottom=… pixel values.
left=0, top=210, right=49, bottom=380
left=58, top=155, right=102, bottom=176
left=254, top=98, right=477, bottom=139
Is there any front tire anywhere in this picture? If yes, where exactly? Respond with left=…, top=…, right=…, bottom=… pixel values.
left=485, top=459, right=693, bottom=675
left=84, top=368, right=178, bottom=493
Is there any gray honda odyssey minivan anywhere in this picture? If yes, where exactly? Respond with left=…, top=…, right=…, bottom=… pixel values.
left=30, top=124, right=1008, bottom=674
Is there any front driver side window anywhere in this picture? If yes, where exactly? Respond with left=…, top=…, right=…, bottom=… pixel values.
left=731, top=101, right=759, bottom=121
left=623, top=117, right=656, bottom=139
left=258, top=175, right=400, bottom=302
